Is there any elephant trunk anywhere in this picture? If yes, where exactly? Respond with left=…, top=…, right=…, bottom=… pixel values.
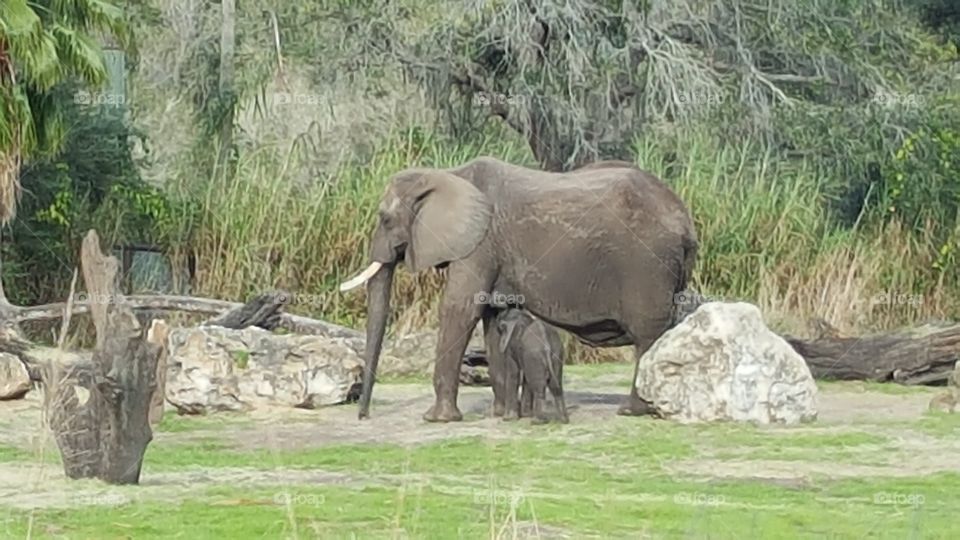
left=357, top=262, right=395, bottom=419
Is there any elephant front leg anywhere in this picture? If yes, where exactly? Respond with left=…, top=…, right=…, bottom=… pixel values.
left=423, top=264, right=491, bottom=423
left=482, top=310, right=507, bottom=417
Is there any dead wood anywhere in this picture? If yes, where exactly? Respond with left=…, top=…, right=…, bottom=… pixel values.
left=784, top=322, right=960, bottom=385
left=43, top=230, right=166, bottom=484
left=8, top=293, right=360, bottom=340
left=203, top=290, right=289, bottom=330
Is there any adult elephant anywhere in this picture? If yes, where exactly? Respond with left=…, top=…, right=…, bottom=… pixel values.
left=340, top=157, right=698, bottom=422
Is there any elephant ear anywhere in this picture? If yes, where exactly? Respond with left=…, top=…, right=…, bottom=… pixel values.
left=407, top=171, right=491, bottom=272
left=498, top=318, right=519, bottom=355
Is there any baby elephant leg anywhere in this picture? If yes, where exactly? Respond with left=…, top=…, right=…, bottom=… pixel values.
left=520, top=377, right=534, bottom=417
left=549, top=374, right=569, bottom=424
left=501, top=359, right=522, bottom=421
left=530, top=386, right=549, bottom=425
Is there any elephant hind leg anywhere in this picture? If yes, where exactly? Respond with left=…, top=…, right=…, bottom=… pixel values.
left=549, top=379, right=568, bottom=423
left=617, top=341, right=658, bottom=417
left=530, top=387, right=549, bottom=424
left=618, top=306, right=672, bottom=417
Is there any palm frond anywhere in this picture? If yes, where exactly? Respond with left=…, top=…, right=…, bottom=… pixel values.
left=0, top=0, right=128, bottom=224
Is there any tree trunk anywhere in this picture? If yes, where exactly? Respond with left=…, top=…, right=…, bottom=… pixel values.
left=784, top=322, right=960, bottom=385
left=44, top=230, right=165, bottom=484
left=217, top=0, right=236, bottom=169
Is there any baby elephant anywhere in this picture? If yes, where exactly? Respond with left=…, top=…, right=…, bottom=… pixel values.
left=496, top=309, right=568, bottom=424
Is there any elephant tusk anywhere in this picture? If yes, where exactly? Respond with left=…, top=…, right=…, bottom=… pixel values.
left=339, top=261, right=384, bottom=292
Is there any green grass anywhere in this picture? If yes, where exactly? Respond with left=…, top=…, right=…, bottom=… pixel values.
left=231, top=350, right=251, bottom=369
left=155, top=411, right=253, bottom=434
left=142, top=420, right=693, bottom=475
left=564, top=362, right=633, bottom=378
left=0, top=444, right=30, bottom=463
left=5, top=477, right=957, bottom=539
left=913, top=411, right=960, bottom=437
left=702, top=426, right=889, bottom=449
left=3, top=404, right=958, bottom=538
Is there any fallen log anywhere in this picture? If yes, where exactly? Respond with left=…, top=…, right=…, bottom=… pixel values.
left=6, top=291, right=360, bottom=340
left=202, top=290, right=288, bottom=330
left=44, top=230, right=166, bottom=484
left=783, top=322, right=960, bottom=385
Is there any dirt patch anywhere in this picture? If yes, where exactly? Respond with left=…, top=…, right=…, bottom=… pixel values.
left=669, top=453, right=960, bottom=482
left=0, top=461, right=361, bottom=510
left=816, top=390, right=936, bottom=424
left=227, top=384, right=627, bottom=452
left=0, top=381, right=940, bottom=454
left=671, top=425, right=960, bottom=482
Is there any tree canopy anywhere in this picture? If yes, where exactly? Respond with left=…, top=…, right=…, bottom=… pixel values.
left=0, top=0, right=130, bottom=224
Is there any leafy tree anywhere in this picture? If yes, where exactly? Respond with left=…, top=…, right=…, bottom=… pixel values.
left=0, top=0, right=130, bottom=225
left=6, top=81, right=171, bottom=305
left=315, top=0, right=952, bottom=171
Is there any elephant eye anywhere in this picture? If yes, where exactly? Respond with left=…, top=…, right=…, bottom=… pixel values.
left=412, top=189, right=432, bottom=212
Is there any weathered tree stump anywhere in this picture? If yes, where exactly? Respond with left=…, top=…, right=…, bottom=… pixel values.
left=44, top=230, right=166, bottom=484
left=203, top=290, right=289, bottom=330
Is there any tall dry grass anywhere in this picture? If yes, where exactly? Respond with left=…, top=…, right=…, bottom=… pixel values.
left=166, top=128, right=960, bottom=363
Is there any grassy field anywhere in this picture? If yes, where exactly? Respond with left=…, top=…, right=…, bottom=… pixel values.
left=2, top=365, right=959, bottom=539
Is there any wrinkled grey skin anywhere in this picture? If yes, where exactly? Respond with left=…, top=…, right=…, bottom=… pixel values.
left=354, top=156, right=698, bottom=422
left=496, top=309, right=568, bottom=424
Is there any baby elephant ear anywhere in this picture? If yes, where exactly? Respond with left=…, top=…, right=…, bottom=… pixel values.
left=408, top=171, right=491, bottom=272
left=498, top=319, right=518, bottom=354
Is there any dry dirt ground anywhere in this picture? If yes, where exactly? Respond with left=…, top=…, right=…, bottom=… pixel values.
left=0, top=373, right=956, bottom=512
